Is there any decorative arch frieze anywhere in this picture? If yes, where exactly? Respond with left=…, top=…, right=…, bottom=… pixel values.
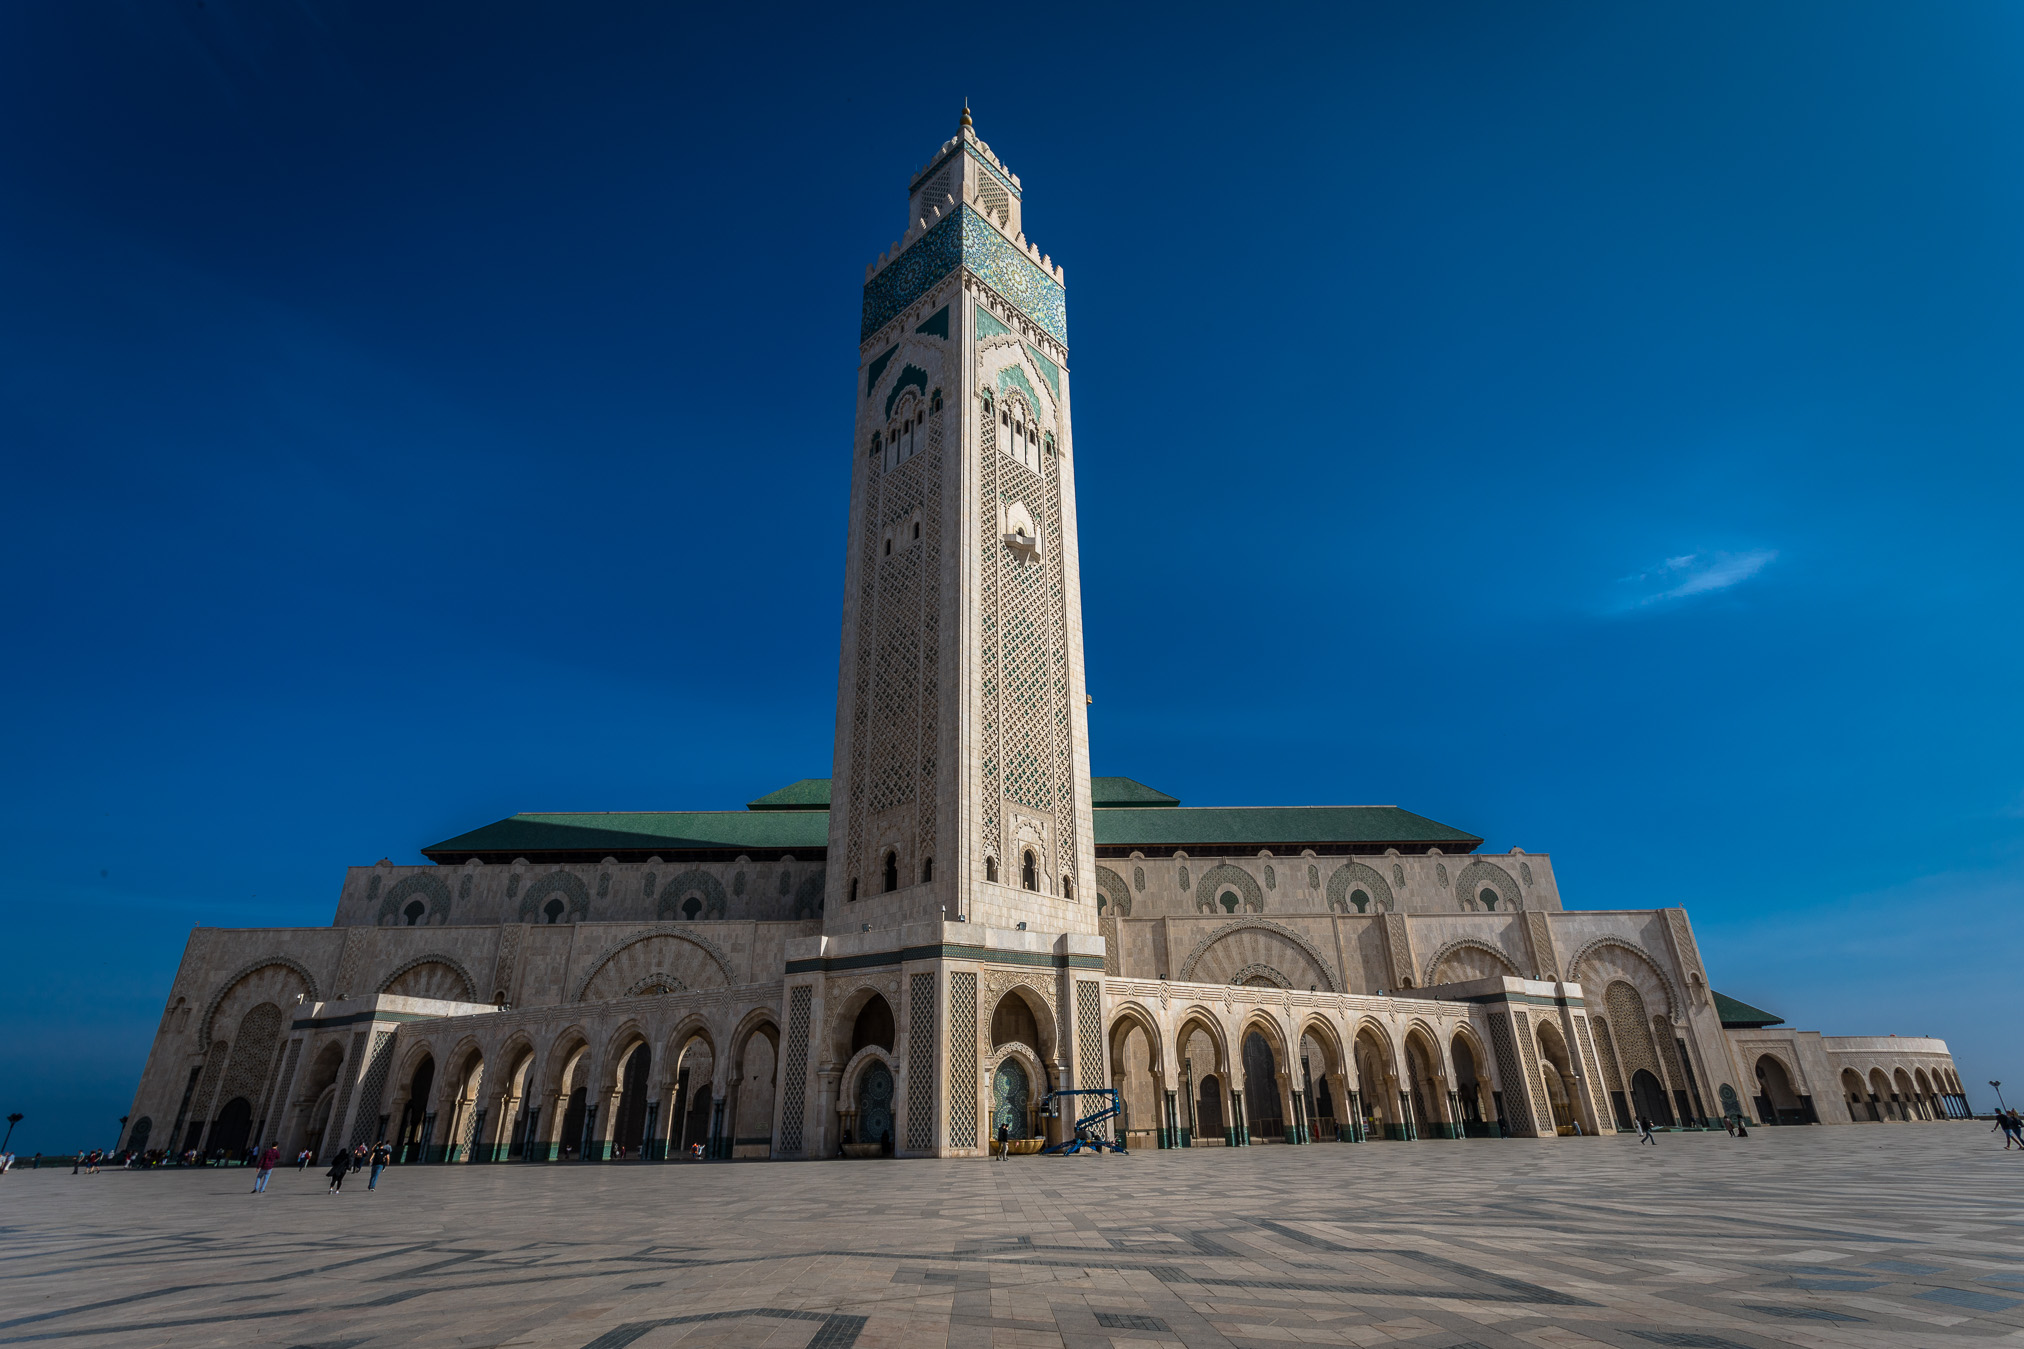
left=1228, top=963, right=1293, bottom=989
left=1176, top=919, right=1341, bottom=992
left=569, top=926, right=736, bottom=1003
left=655, top=869, right=729, bottom=922
left=1324, top=861, right=1395, bottom=914
left=197, top=957, right=319, bottom=1045
left=1192, top=864, right=1263, bottom=915
left=519, top=870, right=591, bottom=924
left=376, top=954, right=480, bottom=1003
left=377, top=872, right=453, bottom=926
left=1421, top=937, right=1521, bottom=988
left=1454, top=859, right=1521, bottom=913
left=1565, top=937, right=1681, bottom=1019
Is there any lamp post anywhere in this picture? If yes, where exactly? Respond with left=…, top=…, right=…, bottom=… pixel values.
left=1992, top=1081, right=2007, bottom=1112
left=2, top=1114, right=21, bottom=1153
left=116, top=1116, right=129, bottom=1154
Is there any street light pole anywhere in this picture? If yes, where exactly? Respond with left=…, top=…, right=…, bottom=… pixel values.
left=2, top=1114, right=21, bottom=1153
left=116, top=1116, right=129, bottom=1155
left=1992, top=1081, right=2007, bottom=1112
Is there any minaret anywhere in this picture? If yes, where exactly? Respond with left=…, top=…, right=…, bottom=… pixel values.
left=826, top=108, right=1096, bottom=937
left=779, top=112, right=1104, bottom=1158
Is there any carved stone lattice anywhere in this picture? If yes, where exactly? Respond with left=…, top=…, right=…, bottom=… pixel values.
left=779, top=986, right=811, bottom=1155
left=1591, top=1016, right=1626, bottom=1094
left=1484, top=1013, right=1532, bottom=1135
left=1075, top=981, right=1104, bottom=1091
left=347, top=1030, right=396, bottom=1150
left=490, top=925, right=524, bottom=1004
left=332, top=931, right=367, bottom=1001
left=1523, top=911, right=1559, bottom=980
left=1325, top=861, right=1394, bottom=914
left=1513, top=1010, right=1547, bottom=1131
left=1572, top=1014, right=1609, bottom=1130
left=1383, top=913, right=1416, bottom=989
left=1176, top=918, right=1341, bottom=992
left=905, top=974, right=937, bottom=1150
left=948, top=971, right=978, bottom=1148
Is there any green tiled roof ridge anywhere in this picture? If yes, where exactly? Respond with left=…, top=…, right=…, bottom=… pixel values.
left=1713, top=990, right=1784, bottom=1028
left=1089, top=776, right=1180, bottom=808
left=747, top=779, right=834, bottom=810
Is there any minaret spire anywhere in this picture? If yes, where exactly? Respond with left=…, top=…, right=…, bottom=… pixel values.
left=960, top=100, right=972, bottom=131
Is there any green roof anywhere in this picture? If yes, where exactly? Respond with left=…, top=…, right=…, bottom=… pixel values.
left=1090, top=777, right=1180, bottom=808
left=1714, top=990, right=1784, bottom=1029
left=1094, top=805, right=1479, bottom=851
left=423, top=810, right=829, bottom=862
left=423, top=783, right=1479, bottom=862
left=747, top=779, right=833, bottom=811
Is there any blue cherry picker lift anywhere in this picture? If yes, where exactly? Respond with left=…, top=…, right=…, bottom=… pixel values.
left=1038, top=1088, right=1128, bottom=1154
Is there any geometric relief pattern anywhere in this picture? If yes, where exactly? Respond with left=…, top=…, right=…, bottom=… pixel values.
left=976, top=369, right=1003, bottom=867
left=576, top=934, right=732, bottom=1004
left=1484, top=1012, right=1533, bottom=1136
left=1075, top=981, right=1103, bottom=1092
left=1190, top=864, right=1262, bottom=915
left=1513, top=1010, right=1546, bottom=1132
left=779, top=986, right=811, bottom=1156
left=1523, top=911, right=1559, bottom=980
left=1603, top=982, right=1662, bottom=1085
left=1177, top=919, right=1340, bottom=992
left=1571, top=1014, right=1610, bottom=1131
left=1455, top=859, right=1521, bottom=913
left=1423, top=939, right=1519, bottom=987
left=376, top=872, right=453, bottom=926
left=905, top=973, right=936, bottom=1151
left=347, top=1030, right=397, bottom=1150
left=379, top=957, right=479, bottom=1002
left=948, top=971, right=978, bottom=1148
left=217, top=1003, right=285, bottom=1119
left=1590, top=1015, right=1626, bottom=1094
left=860, top=206, right=1066, bottom=346
left=1324, top=861, right=1394, bottom=914
left=259, top=1036, right=303, bottom=1149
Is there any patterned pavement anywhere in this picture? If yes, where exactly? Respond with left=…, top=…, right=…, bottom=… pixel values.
left=2, top=1126, right=2020, bottom=1348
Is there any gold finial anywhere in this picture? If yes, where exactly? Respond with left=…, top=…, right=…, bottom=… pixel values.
left=960, top=101, right=972, bottom=130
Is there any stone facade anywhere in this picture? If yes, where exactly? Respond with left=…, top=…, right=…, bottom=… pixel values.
left=118, top=113, right=1969, bottom=1168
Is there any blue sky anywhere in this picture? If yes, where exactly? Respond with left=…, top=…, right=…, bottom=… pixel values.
left=4, top=2, right=2021, bottom=1152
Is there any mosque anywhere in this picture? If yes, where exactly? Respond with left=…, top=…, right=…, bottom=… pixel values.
left=121, top=113, right=1967, bottom=1165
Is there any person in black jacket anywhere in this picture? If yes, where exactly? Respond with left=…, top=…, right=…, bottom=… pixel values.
left=326, top=1151, right=351, bottom=1194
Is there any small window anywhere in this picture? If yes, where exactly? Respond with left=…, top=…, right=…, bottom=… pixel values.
left=985, top=856, right=998, bottom=883
left=912, top=521, right=920, bottom=540
left=404, top=900, right=425, bottom=926
left=868, top=437, right=880, bottom=458
left=1061, top=874, right=1073, bottom=900
left=1001, top=409, right=1009, bottom=427
left=848, top=877, right=859, bottom=902
left=921, top=857, right=933, bottom=883
left=1350, top=888, right=1369, bottom=913
left=1044, top=433, right=1055, bottom=455
left=931, top=389, right=943, bottom=412
left=883, top=850, right=899, bottom=893
left=1021, top=850, right=1037, bottom=891
left=1480, top=887, right=1499, bottom=911
left=884, top=538, right=892, bottom=556
left=544, top=897, right=564, bottom=924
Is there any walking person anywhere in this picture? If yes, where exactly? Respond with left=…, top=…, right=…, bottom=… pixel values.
left=297, top=1149, right=310, bottom=1171
left=325, top=1150, right=351, bottom=1194
left=252, top=1145, right=280, bottom=1193
left=350, top=1143, right=367, bottom=1174
left=1637, top=1115, right=1657, bottom=1145
left=368, top=1140, right=392, bottom=1191
left=995, top=1121, right=1010, bottom=1159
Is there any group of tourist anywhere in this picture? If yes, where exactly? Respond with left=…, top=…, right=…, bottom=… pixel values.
left=1994, top=1109, right=2024, bottom=1148
left=322, top=1140, right=395, bottom=1194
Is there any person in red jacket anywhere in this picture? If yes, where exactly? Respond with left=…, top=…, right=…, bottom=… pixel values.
left=252, top=1145, right=281, bottom=1194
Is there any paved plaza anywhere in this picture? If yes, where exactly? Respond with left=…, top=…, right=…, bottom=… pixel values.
left=2, top=1128, right=2020, bottom=1348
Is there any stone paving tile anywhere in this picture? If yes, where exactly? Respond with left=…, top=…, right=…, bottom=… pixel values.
left=0, top=1129, right=2021, bottom=1347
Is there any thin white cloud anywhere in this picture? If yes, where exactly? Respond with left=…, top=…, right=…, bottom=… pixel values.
left=1612, top=548, right=1777, bottom=611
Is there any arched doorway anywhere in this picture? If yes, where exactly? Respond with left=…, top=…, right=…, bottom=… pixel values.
left=1241, top=1031, right=1283, bottom=1143
left=1451, top=1035, right=1486, bottom=1135
left=1841, top=1068, right=1873, bottom=1121
left=1196, top=1073, right=1225, bottom=1141
left=397, top=1057, right=436, bottom=1162
left=611, top=1043, right=651, bottom=1158
left=856, top=1060, right=895, bottom=1154
left=211, top=1098, right=253, bottom=1158
left=1534, top=1024, right=1576, bottom=1133
left=1754, top=1055, right=1803, bottom=1126
left=1354, top=1028, right=1397, bottom=1139
left=993, top=1059, right=1032, bottom=1140
left=671, top=1036, right=716, bottom=1154
left=1630, top=1069, right=1672, bottom=1128
left=1298, top=1028, right=1340, bottom=1142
